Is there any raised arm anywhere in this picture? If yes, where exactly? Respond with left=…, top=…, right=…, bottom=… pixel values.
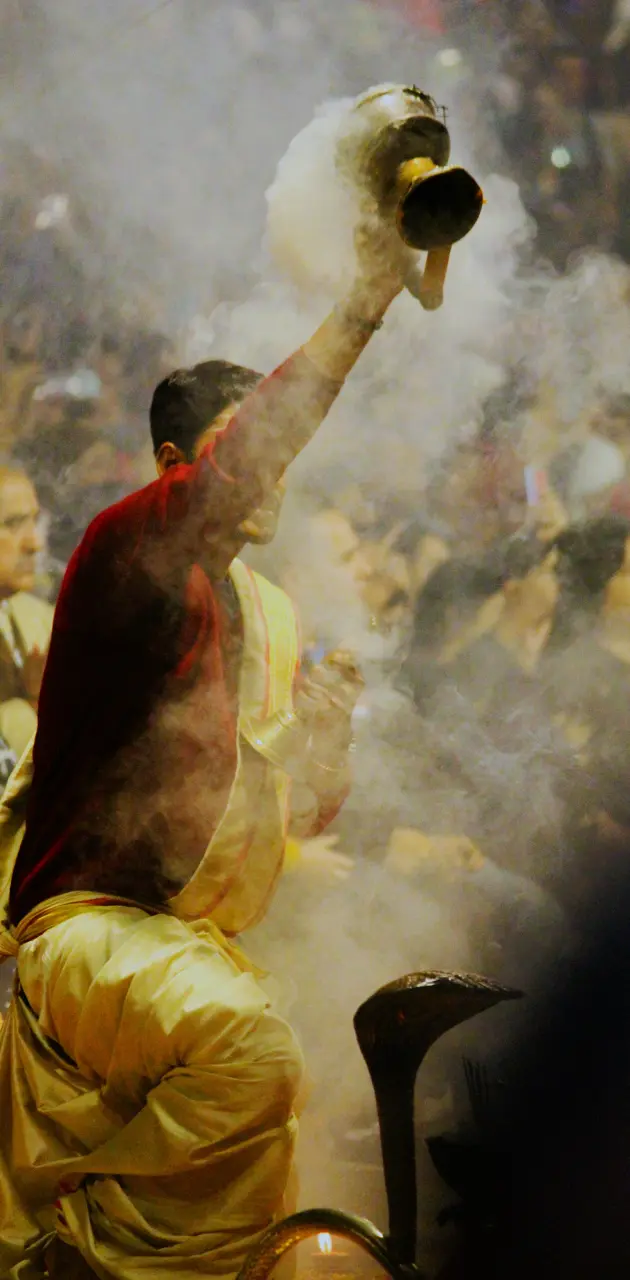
left=152, top=226, right=409, bottom=567
left=210, top=249, right=404, bottom=507
left=94, top=224, right=411, bottom=577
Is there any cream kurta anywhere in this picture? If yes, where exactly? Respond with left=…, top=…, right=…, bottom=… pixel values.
left=0, top=561, right=306, bottom=1279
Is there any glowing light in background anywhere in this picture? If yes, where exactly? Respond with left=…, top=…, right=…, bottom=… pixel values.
left=436, top=47, right=463, bottom=67
left=34, top=193, right=69, bottom=229
left=317, top=1234, right=333, bottom=1255
left=551, top=146, right=572, bottom=169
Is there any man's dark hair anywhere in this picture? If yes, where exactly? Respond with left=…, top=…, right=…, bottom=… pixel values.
left=150, top=359, right=263, bottom=462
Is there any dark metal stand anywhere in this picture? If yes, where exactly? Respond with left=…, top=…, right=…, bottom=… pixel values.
left=236, top=970, right=520, bottom=1280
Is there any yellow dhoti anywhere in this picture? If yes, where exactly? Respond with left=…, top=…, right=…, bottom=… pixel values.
left=0, top=561, right=305, bottom=1279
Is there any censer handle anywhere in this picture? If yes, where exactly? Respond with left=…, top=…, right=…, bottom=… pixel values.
left=405, top=250, right=452, bottom=311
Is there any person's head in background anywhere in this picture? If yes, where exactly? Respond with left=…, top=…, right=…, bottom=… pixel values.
left=389, top=518, right=451, bottom=598
left=401, top=536, right=554, bottom=704
left=365, top=519, right=451, bottom=638
left=400, top=557, right=499, bottom=708
left=0, top=466, right=43, bottom=601
left=306, top=510, right=432, bottom=637
left=546, top=514, right=630, bottom=650
left=151, top=359, right=285, bottom=548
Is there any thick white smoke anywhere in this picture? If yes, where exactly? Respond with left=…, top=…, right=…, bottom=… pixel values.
left=519, top=250, right=630, bottom=433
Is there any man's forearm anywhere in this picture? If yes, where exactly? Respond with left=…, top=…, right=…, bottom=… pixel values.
left=302, top=277, right=400, bottom=383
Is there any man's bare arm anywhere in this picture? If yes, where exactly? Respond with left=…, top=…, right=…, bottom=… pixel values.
left=210, top=242, right=404, bottom=507
left=117, top=223, right=410, bottom=573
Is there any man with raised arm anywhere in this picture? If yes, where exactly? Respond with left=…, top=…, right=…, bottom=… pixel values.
left=0, top=225, right=408, bottom=1280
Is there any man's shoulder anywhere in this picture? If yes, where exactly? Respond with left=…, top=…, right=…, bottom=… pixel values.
left=66, top=480, right=163, bottom=584
left=80, top=483, right=153, bottom=545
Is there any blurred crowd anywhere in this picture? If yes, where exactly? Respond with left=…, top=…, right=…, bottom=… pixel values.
left=482, top=0, right=630, bottom=266
left=295, top=408, right=630, bottom=930
left=0, top=140, right=176, bottom=780
left=389, top=0, right=630, bottom=264
left=289, top=427, right=630, bottom=1273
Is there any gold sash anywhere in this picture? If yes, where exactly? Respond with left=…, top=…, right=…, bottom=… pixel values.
left=0, top=891, right=165, bottom=962
left=170, top=559, right=300, bottom=933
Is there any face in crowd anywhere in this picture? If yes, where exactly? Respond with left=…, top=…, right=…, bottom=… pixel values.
left=0, top=470, right=43, bottom=599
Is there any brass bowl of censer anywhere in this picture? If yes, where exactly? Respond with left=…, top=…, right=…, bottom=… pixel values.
left=337, top=84, right=484, bottom=311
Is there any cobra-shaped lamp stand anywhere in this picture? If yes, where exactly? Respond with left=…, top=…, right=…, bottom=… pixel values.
left=236, top=971, right=520, bottom=1280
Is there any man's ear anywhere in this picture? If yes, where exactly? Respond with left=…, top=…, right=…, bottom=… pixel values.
left=156, top=442, right=187, bottom=476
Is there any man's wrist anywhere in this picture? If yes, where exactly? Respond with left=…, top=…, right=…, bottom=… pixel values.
left=333, top=301, right=383, bottom=335
left=338, top=283, right=397, bottom=331
left=301, top=278, right=399, bottom=384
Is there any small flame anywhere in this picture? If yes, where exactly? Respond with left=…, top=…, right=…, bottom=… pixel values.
left=317, top=1234, right=333, bottom=1255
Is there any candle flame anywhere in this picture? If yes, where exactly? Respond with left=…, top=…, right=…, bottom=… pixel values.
left=317, top=1233, right=333, bottom=1255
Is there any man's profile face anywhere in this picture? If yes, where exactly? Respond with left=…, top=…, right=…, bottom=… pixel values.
left=0, top=475, right=43, bottom=598
left=194, top=402, right=287, bottom=545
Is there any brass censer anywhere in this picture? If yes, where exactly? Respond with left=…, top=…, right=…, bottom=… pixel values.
left=338, top=84, right=484, bottom=311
